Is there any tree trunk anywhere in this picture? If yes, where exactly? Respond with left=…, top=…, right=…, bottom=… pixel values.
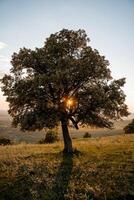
left=61, top=118, right=73, bottom=153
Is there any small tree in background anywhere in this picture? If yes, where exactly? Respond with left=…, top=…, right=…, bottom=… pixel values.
left=124, top=119, right=134, bottom=134
left=1, top=29, right=129, bottom=153
left=0, top=137, right=12, bottom=145
left=39, top=130, right=60, bottom=144
left=83, top=132, right=91, bottom=138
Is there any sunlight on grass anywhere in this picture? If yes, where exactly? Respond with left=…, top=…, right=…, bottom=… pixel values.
left=0, top=134, right=134, bottom=200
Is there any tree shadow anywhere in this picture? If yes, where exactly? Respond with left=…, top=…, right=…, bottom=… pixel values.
left=0, top=152, right=75, bottom=200
left=51, top=153, right=73, bottom=200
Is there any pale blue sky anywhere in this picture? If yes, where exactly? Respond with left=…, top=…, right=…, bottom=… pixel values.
left=0, top=0, right=134, bottom=112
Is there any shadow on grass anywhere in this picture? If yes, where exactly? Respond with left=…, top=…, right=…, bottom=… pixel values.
left=0, top=151, right=134, bottom=200
left=0, top=152, right=73, bottom=200
left=51, top=153, right=73, bottom=200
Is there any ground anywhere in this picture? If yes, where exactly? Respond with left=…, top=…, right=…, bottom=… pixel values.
left=0, top=134, right=134, bottom=200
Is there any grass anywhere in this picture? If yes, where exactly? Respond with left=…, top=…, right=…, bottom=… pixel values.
left=0, top=134, right=134, bottom=200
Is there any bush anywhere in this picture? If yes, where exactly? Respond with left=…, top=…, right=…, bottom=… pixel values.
left=39, top=130, right=60, bottom=144
left=83, top=132, right=91, bottom=138
left=0, top=137, right=12, bottom=145
left=124, top=119, right=134, bottom=134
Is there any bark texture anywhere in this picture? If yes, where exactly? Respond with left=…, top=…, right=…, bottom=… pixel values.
left=61, top=118, right=73, bottom=153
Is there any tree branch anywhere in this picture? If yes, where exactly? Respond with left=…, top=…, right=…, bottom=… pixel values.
left=69, top=116, right=79, bottom=129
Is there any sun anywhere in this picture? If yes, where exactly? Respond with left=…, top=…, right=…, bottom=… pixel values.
left=67, top=99, right=73, bottom=107
left=61, top=96, right=76, bottom=108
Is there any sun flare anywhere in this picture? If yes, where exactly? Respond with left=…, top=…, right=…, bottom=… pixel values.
left=66, top=99, right=73, bottom=107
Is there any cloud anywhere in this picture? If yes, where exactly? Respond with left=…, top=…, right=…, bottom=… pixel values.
left=0, top=69, right=4, bottom=78
left=0, top=42, right=10, bottom=63
left=0, top=55, right=10, bottom=62
left=0, top=42, right=7, bottom=50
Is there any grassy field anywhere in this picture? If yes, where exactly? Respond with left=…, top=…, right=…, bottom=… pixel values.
left=0, top=134, right=134, bottom=200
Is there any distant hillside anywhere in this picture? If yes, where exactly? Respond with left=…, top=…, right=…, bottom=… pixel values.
left=0, top=110, right=133, bottom=143
left=0, top=110, right=10, bottom=119
left=0, top=110, right=45, bottom=143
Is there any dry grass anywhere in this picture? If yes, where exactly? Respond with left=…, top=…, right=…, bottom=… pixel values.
left=0, top=134, right=134, bottom=200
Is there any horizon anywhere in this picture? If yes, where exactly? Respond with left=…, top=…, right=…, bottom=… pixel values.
left=0, top=0, right=134, bottom=112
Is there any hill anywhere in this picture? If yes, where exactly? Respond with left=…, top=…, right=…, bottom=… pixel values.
left=0, top=110, right=133, bottom=143
left=0, top=135, right=133, bottom=200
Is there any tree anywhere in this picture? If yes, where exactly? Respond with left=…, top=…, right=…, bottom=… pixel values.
left=1, top=29, right=129, bottom=153
left=124, top=119, right=134, bottom=134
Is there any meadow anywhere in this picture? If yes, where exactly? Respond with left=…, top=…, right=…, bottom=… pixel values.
left=0, top=134, right=134, bottom=200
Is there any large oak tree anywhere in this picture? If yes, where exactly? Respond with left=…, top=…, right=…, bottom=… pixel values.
left=1, top=29, right=129, bottom=153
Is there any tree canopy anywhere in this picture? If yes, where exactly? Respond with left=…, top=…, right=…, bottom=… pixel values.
left=1, top=29, right=129, bottom=152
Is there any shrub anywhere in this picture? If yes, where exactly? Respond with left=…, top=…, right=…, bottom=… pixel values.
left=124, top=119, right=134, bottom=134
left=0, top=137, right=12, bottom=145
left=72, top=137, right=77, bottom=139
left=83, top=132, right=91, bottom=138
left=39, top=130, right=60, bottom=144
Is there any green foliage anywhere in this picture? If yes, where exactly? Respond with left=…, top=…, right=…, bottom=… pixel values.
left=39, top=130, right=60, bottom=144
left=83, top=132, right=91, bottom=138
left=1, top=29, right=129, bottom=133
left=0, top=137, right=12, bottom=145
left=124, top=119, right=134, bottom=134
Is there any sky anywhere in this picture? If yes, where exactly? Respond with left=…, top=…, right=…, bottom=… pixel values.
left=0, top=0, right=134, bottom=112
